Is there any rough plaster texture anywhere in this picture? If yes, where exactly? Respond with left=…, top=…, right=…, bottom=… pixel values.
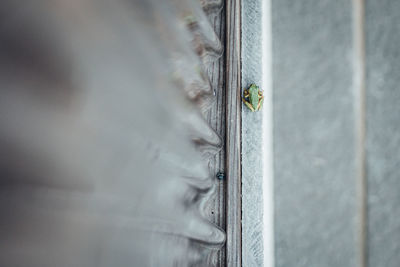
left=271, top=1, right=358, bottom=266
left=365, top=1, right=400, bottom=266
left=241, top=0, right=264, bottom=266
left=242, top=1, right=400, bottom=266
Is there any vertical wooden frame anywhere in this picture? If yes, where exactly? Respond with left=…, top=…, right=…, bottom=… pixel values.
left=225, top=0, right=242, bottom=266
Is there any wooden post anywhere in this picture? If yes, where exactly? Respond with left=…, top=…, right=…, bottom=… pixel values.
left=225, top=0, right=242, bottom=266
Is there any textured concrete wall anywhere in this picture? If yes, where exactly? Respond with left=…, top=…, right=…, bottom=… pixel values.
left=241, top=0, right=264, bottom=266
left=241, top=1, right=400, bottom=266
left=365, top=1, right=400, bottom=266
left=271, top=1, right=358, bottom=267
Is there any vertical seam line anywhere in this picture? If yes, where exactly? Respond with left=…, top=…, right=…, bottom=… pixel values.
left=353, top=0, right=367, bottom=266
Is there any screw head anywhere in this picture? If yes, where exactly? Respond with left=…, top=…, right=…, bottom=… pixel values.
left=216, top=172, right=225, bottom=180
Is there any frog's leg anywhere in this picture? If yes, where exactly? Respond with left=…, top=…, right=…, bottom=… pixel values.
left=243, top=89, right=250, bottom=98
left=242, top=98, right=255, bottom=112
left=256, top=95, right=264, bottom=111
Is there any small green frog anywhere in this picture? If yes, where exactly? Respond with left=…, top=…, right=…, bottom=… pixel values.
left=242, top=84, right=264, bottom=112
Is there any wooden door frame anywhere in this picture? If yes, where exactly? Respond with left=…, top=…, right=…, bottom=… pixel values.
left=225, top=0, right=242, bottom=265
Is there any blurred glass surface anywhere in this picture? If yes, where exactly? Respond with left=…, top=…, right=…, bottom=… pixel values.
left=0, top=0, right=224, bottom=266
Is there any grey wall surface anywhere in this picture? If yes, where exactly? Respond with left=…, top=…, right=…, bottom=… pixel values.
left=271, top=1, right=358, bottom=267
left=365, top=1, right=400, bottom=266
left=241, top=0, right=400, bottom=266
left=241, top=0, right=264, bottom=266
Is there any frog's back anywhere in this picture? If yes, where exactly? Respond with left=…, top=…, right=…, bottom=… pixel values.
left=249, top=85, right=259, bottom=109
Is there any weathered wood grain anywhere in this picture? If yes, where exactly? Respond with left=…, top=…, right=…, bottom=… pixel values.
left=203, top=3, right=226, bottom=267
left=202, top=1, right=242, bottom=266
left=225, top=0, right=242, bottom=266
